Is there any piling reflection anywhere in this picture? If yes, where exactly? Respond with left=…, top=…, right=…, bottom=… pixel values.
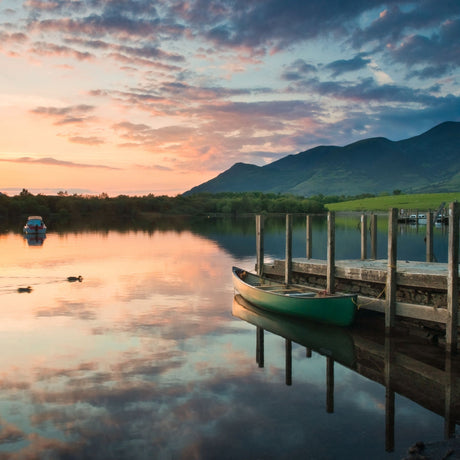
left=232, top=295, right=459, bottom=452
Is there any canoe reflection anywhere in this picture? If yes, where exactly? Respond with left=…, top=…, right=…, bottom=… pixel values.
left=232, top=294, right=356, bottom=369
left=232, top=295, right=460, bottom=452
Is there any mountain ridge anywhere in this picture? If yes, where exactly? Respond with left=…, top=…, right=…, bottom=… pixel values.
left=185, top=121, right=460, bottom=196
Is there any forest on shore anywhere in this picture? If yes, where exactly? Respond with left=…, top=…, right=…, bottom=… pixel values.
left=0, top=189, right=329, bottom=230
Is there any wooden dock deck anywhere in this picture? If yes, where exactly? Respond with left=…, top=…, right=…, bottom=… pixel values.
left=254, top=205, right=460, bottom=352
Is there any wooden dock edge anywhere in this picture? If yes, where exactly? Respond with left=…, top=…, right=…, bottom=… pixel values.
left=262, top=262, right=458, bottom=326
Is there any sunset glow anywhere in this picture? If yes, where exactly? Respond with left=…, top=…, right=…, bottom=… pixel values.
left=1, top=1, right=459, bottom=196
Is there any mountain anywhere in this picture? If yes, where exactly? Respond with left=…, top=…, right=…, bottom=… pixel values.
left=185, top=121, right=460, bottom=196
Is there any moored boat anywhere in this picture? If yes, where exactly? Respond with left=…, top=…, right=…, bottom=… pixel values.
left=232, top=266, right=357, bottom=327
left=23, top=216, right=47, bottom=234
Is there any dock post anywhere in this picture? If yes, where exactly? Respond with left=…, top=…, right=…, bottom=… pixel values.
left=256, top=215, right=264, bottom=276
left=371, top=214, right=377, bottom=259
left=327, top=211, right=335, bottom=294
left=446, top=202, right=459, bottom=354
left=361, top=214, right=367, bottom=260
left=306, top=215, right=312, bottom=259
left=285, top=214, right=292, bottom=285
left=386, top=208, right=398, bottom=334
left=426, top=211, right=433, bottom=262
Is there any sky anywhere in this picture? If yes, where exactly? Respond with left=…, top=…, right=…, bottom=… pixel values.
left=0, top=0, right=459, bottom=197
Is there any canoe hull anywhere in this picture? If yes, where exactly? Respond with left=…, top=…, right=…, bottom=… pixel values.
left=232, top=267, right=357, bottom=327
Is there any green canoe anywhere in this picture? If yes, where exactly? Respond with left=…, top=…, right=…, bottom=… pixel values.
left=232, top=266, right=357, bottom=327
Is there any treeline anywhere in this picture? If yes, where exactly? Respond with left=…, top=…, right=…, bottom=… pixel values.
left=0, top=190, right=325, bottom=229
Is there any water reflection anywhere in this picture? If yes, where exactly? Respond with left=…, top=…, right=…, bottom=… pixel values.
left=233, top=295, right=459, bottom=453
left=23, top=233, right=46, bottom=246
left=0, top=225, right=457, bottom=459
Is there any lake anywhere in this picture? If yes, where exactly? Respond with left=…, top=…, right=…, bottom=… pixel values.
left=0, top=215, right=457, bottom=459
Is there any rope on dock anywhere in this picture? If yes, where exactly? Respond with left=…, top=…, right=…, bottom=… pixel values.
left=353, top=285, right=386, bottom=309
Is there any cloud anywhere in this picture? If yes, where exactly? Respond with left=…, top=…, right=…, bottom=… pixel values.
left=0, top=0, right=459, bottom=194
left=31, top=104, right=95, bottom=125
left=68, top=136, right=105, bottom=145
left=0, top=156, right=119, bottom=170
left=30, top=40, right=94, bottom=60
left=177, top=0, right=395, bottom=53
left=390, top=18, right=460, bottom=75
left=281, top=59, right=317, bottom=81
left=325, top=54, right=371, bottom=78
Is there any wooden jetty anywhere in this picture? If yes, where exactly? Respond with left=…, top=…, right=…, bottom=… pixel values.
left=254, top=203, right=460, bottom=353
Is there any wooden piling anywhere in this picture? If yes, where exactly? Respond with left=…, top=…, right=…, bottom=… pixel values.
left=256, top=215, right=264, bottom=276
left=306, top=215, right=312, bottom=259
left=386, top=208, right=398, bottom=334
left=371, top=214, right=377, bottom=259
left=446, top=202, right=459, bottom=354
left=285, top=214, right=292, bottom=285
left=361, top=214, right=367, bottom=260
left=327, top=211, right=335, bottom=294
left=426, top=211, right=433, bottom=263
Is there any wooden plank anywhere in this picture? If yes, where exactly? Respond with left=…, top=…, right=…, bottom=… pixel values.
left=327, top=211, right=335, bottom=294
left=354, top=295, right=451, bottom=324
left=446, top=202, right=459, bottom=354
left=274, top=259, right=450, bottom=290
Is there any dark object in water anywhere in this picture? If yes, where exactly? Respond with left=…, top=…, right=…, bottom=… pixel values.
left=67, top=276, right=83, bottom=282
left=17, top=286, right=32, bottom=293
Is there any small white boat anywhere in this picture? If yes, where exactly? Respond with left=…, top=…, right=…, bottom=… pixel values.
left=23, top=216, right=47, bottom=234
left=409, top=214, right=427, bottom=224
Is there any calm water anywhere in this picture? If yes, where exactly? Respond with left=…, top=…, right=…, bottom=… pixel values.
left=0, top=215, right=457, bottom=459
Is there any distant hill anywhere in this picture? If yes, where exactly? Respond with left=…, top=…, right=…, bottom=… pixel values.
left=185, top=121, right=460, bottom=196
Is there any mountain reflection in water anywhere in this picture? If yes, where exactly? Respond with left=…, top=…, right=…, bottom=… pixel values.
left=0, top=222, right=457, bottom=459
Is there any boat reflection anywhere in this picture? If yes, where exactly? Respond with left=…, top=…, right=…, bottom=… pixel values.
left=232, top=295, right=460, bottom=452
left=233, top=294, right=356, bottom=369
left=24, top=233, right=46, bottom=246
